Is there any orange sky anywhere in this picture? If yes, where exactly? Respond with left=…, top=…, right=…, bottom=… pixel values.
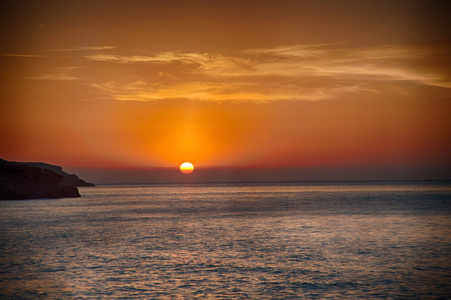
left=1, top=0, right=451, bottom=182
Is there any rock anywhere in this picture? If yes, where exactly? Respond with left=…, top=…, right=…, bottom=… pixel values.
left=25, top=162, right=94, bottom=187
left=60, top=174, right=95, bottom=187
left=21, top=167, right=42, bottom=180
left=39, top=169, right=64, bottom=185
left=0, top=158, right=95, bottom=200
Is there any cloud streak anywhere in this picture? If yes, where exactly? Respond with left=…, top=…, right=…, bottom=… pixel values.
left=0, top=53, right=46, bottom=58
left=55, top=40, right=450, bottom=102
left=86, top=41, right=451, bottom=86
left=88, top=79, right=374, bottom=103
left=49, top=46, right=116, bottom=52
left=85, top=52, right=251, bottom=75
left=85, top=52, right=211, bottom=64
left=28, top=67, right=82, bottom=81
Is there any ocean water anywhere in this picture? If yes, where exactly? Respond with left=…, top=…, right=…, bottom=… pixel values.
left=0, top=181, right=450, bottom=299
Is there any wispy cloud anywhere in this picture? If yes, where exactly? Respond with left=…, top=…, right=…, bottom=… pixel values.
left=88, top=79, right=374, bottom=102
left=243, top=43, right=331, bottom=58
left=86, top=52, right=206, bottom=63
left=28, top=67, right=82, bottom=81
left=86, top=52, right=252, bottom=75
left=240, top=43, right=451, bottom=88
left=0, top=53, right=45, bottom=58
left=49, top=46, right=116, bottom=52
left=86, top=52, right=186, bottom=64
left=90, top=42, right=450, bottom=87
left=86, top=40, right=451, bottom=102
left=89, top=81, right=267, bottom=102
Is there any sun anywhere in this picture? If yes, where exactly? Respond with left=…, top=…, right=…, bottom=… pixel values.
left=180, top=162, right=194, bottom=174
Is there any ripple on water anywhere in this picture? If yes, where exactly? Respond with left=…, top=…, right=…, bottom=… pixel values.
left=0, top=182, right=450, bottom=299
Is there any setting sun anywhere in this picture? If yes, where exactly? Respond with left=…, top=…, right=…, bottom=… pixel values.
left=180, top=162, right=194, bottom=174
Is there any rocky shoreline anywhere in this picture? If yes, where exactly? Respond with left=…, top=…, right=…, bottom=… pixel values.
left=0, top=159, right=94, bottom=200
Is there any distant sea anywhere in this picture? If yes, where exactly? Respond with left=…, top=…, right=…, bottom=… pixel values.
left=1, top=181, right=450, bottom=299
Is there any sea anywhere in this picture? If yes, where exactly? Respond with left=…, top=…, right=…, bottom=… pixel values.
left=0, top=181, right=450, bottom=299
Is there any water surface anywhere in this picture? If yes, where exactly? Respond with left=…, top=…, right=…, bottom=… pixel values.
left=1, top=181, right=450, bottom=298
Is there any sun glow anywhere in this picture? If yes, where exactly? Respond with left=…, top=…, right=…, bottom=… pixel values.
left=180, top=162, right=194, bottom=174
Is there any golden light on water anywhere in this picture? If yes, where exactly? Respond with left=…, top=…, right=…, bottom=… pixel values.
left=180, top=162, right=194, bottom=174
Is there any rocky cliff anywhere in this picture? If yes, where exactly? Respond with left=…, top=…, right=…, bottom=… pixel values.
left=0, top=159, right=95, bottom=200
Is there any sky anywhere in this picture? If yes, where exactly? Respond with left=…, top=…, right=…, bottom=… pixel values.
left=1, top=0, right=451, bottom=183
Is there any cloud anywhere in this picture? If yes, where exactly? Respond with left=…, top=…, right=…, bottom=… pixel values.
left=243, top=43, right=331, bottom=58
left=239, top=43, right=451, bottom=88
left=28, top=67, right=82, bottom=81
left=86, top=52, right=208, bottom=64
left=49, top=46, right=116, bottom=52
left=86, top=52, right=252, bottom=75
left=88, top=79, right=374, bottom=103
left=86, top=40, right=451, bottom=102
left=0, top=53, right=45, bottom=58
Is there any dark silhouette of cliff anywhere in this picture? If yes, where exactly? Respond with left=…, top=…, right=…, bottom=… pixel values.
left=0, top=158, right=94, bottom=200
